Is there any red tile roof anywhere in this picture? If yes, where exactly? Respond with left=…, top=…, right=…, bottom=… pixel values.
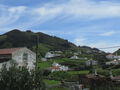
left=107, top=54, right=114, bottom=56
left=0, top=48, right=22, bottom=55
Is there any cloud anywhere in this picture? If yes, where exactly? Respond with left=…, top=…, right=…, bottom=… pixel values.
left=0, top=5, right=26, bottom=28
left=100, top=31, right=116, bottom=36
left=1, top=0, right=120, bottom=31
left=74, top=38, right=86, bottom=46
left=88, top=41, right=120, bottom=53
left=0, top=0, right=120, bottom=53
left=64, top=0, right=120, bottom=20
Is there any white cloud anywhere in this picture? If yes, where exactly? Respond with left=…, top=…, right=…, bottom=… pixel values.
left=88, top=41, right=120, bottom=53
left=1, top=0, right=120, bottom=31
left=64, top=0, right=120, bottom=20
left=74, top=38, right=86, bottom=46
left=34, top=7, right=62, bottom=16
left=100, top=31, right=116, bottom=36
left=0, top=5, right=26, bottom=27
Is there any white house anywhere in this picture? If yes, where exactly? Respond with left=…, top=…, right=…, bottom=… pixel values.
left=45, top=52, right=61, bottom=59
left=106, top=54, right=120, bottom=59
left=41, top=58, right=47, bottom=62
left=52, top=62, right=61, bottom=67
left=106, top=60, right=120, bottom=65
left=86, top=60, right=98, bottom=66
left=0, top=47, right=36, bottom=70
left=45, top=52, right=55, bottom=58
left=106, top=54, right=114, bottom=59
left=60, top=65, right=68, bottom=71
left=49, top=62, right=68, bottom=72
left=70, top=55, right=79, bottom=60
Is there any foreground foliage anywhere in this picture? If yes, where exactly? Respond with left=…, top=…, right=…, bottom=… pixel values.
left=0, top=63, right=45, bottom=90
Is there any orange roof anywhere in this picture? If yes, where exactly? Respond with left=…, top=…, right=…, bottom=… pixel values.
left=107, top=54, right=114, bottom=56
left=0, top=48, right=22, bottom=55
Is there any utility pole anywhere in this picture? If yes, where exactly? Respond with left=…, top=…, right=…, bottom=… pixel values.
left=36, top=34, right=39, bottom=69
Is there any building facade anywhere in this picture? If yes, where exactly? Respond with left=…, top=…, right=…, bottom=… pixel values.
left=0, top=47, right=36, bottom=70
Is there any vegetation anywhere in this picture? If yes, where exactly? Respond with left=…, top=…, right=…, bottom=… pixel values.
left=44, top=79, right=61, bottom=86
left=68, top=70, right=89, bottom=75
left=0, top=62, right=46, bottom=90
left=38, top=61, right=52, bottom=69
left=48, top=71, right=71, bottom=81
left=0, top=29, right=78, bottom=55
left=50, top=87, right=69, bottom=90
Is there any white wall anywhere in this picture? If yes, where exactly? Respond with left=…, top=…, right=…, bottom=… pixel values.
left=12, top=48, right=36, bottom=70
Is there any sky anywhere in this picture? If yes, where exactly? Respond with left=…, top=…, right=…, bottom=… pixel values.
left=0, top=0, right=120, bottom=52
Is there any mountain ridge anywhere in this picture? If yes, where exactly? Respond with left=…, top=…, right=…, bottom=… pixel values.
left=0, top=29, right=105, bottom=56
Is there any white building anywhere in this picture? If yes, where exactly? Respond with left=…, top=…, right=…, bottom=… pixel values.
left=41, top=58, right=47, bottom=62
left=106, top=54, right=120, bottom=59
left=45, top=52, right=61, bottom=59
left=0, top=47, right=36, bottom=70
left=70, top=55, right=80, bottom=60
left=86, top=60, right=98, bottom=66
left=45, top=52, right=55, bottom=58
left=52, top=62, right=61, bottom=67
left=106, top=60, right=120, bottom=65
left=49, top=62, right=68, bottom=72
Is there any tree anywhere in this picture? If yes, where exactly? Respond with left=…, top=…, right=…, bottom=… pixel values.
left=0, top=62, right=46, bottom=90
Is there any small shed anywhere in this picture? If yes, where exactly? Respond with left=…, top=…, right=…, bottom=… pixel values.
left=70, top=55, right=79, bottom=60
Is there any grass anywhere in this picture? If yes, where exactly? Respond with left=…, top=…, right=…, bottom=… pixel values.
left=38, top=58, right=87, bottom=69
left=68, top=70, right=89, bottom=75
left=44, top=79, right=61, bottom=86
left=50, top=87, right=69, bottom=90
left=38, top=58, right=69, bottom=69
left=70, top=59, right=87, bottom=63
left=38, top=61, right=52, bottom=69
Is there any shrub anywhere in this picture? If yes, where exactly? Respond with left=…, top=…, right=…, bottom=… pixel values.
left=49, top=71, right=71, bottom=81
left=0, top=63, right=46, bottom=90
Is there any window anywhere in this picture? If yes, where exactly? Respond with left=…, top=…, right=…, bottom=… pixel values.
left=23, top=53, right=28, bottom=60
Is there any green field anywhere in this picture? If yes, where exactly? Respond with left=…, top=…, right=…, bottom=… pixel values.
left=38, top=61, right=52, bottom=69
left=38, top=58, right=68, bottom=69
left=44, top=79, right=61, bottom=86
left=50, top=87, right=69, bottom=90
left=68, top=70, right=89, bottom=75
left=38, top=58, right=87, bottom=69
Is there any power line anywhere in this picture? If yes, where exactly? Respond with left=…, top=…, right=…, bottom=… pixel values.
left=99, top=46, right=120, bottom=49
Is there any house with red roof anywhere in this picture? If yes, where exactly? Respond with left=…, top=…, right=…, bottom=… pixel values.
left=49, top=62, right=69, bottom=72
left=0, top=47, right=36, bottom=69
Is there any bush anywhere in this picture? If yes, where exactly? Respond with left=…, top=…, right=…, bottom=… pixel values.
left=48, top=71, right=71, bottom=81
left=0, top=63, right=46, bottom=90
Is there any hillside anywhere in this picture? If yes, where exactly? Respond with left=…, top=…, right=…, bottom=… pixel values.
left=113, top=49, right=120, bottom=55
left=0, top=29, right=78, bottom=55
left=78, top=46, right=105, bottom=54
left=0, top=29, right=106, bottom=57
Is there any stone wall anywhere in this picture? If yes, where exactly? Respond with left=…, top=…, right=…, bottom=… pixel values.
left=12, top=48, right=36, bottom=70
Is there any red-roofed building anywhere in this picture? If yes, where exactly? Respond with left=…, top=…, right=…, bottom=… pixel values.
left=49, top=62, right=69, bottom=72
left=0, top=47, right=36, bottom=69
left=49, top=66, right=61, bottom=72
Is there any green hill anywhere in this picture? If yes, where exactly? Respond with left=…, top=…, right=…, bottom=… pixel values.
left=0, top=29, right=106, bottom=57
left=0, top=29, right=78, bottom=56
